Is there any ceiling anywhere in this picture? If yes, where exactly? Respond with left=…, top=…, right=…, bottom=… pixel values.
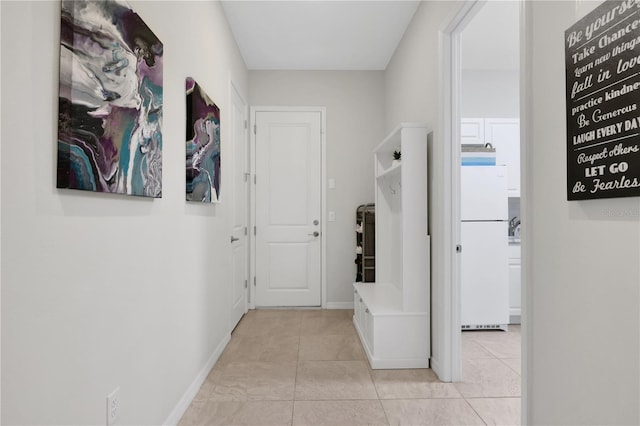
left=221, top=1, right=421, bottom=70
left=221, top=0, right=519, bottom=72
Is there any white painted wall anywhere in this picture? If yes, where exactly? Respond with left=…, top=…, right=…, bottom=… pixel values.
left=461, top=69, right=519, bottom=118
left=460, top=0, right=519, bottom=119
left=389, top=2, right=639, bottom=423
left=0, top=3, right=3, bottom=421
left=249, top=71, right=384, bottom=306
left=384, top=0, right=462, bottom=380
left=524, top=1, right=639, bottom=424
left=0, top=1, right=248, bottom=424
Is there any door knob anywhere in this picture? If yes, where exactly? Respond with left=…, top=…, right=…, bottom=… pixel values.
left=308, top=231, right=320, bottom=237
left=230, top=236, right=240, bottom=243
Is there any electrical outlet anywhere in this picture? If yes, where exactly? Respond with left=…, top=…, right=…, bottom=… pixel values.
left=107, top=387, right=120, bottom=426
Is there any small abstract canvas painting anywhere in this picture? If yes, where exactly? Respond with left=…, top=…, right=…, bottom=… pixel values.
left=186, top=77, right=221, bottom=203
left=57, top=0, right=164, bottom=198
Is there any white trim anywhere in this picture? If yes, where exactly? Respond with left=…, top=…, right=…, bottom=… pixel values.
left=367, top=357, right=429, bottom=370
left=430, top=357, right=443, bottom=377
left=520, top=0, right=532, bottom=423
left=249, top=106, right=257, bottom=310
left=320, top=108, right=327, bottom=309
left=0, top=7, right=2, bottom=419
left=249, top=106, right=327, bottom=309
left=325, top=302, right=353, bottom=310
left=163, top=333, right=231, bottom=426
left=437, top=0, right=479, bottom=383
left=0, top=3, right=3, bottom=419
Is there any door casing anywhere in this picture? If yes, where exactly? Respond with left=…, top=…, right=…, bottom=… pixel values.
left=436, top=0, right=480, bottom=384
left=249, top=106, right=327, bottom=309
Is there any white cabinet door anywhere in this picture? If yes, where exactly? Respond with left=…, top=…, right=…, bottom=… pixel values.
left=508, top=244, right=521, bottom=322
left=509, top=262, right=521, bottom=320
left=461, top=118, right=485, bottom=144
left=484, top=119, right=520, bottom=195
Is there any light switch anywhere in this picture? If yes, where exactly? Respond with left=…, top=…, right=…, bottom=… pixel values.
left=328, top=211, right=336, bottom=222
left=328, top=178, right=335, bottom=189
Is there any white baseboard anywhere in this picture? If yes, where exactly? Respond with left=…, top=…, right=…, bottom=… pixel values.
left=163, top=333, right=231, bottom=426
left=325, top=302, right=353, bottom=309
left=370, top=358, right=429, bottom=369
left=430, top=356, right=443, bottom=380
left=510, top=308, right=522, bottom=325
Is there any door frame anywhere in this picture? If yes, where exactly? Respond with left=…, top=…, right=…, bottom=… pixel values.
left=228, top=75, right=249, bottom=327
left=520, top=1, right=532, bottom=422
left=436, top=0, right=480, bottom=384
left=249, top=106, right=327, bottom=309
left=439, top=0, right=529, bottom=421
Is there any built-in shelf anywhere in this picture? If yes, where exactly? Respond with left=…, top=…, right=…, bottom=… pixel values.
left=373, top=122, right=429, bottom=153
left=353, top=282, right=402, bottom=313
left=376, top=162, right=401, bottom=180
left=353, top=123, right=431, bottom=370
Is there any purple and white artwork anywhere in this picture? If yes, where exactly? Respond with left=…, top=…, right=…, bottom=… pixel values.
left=57, top=0, right=164, bottom=198
left=186, top=77, right=221, bottom=203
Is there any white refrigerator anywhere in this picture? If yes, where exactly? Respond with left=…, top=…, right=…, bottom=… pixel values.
left=461, top=165, right=509, bottom=329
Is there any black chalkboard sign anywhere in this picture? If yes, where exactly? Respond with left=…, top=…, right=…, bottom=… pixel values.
left=565, top=0, right=640, bottom=200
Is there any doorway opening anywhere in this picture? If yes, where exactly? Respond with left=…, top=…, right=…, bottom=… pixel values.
left=442, top=0, right=523, bottom=390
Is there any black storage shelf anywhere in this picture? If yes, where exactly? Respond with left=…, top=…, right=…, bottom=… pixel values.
left=355, top=203, right=375, bottom=282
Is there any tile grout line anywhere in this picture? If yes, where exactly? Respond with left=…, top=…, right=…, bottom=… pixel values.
left=362, top=341, right=392, bottom=425
left=291, top=322, right=302, bottom=426
left=460, top=341, right=505, bottom=425
left=496, top=357, right=522, bottom=377
left=462, top=396, right=490, bottom=426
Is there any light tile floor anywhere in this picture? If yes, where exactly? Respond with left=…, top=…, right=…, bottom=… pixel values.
left=179, top=309, right=521, bottom=426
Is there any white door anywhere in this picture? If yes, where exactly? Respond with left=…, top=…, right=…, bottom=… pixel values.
left=254, top=110, right=322, bottom=307
left=229, top=83, right=249, bottom=330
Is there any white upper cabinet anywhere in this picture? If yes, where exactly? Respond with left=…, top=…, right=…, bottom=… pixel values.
left=460, top=118, right=485, bottom=145
left=462, top=118, right=520, bottom=196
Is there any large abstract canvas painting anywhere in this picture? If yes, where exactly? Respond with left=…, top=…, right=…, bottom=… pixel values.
left=186, top=77, right=221, bottom=203
left=57, top=0, right=164, bottom=198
